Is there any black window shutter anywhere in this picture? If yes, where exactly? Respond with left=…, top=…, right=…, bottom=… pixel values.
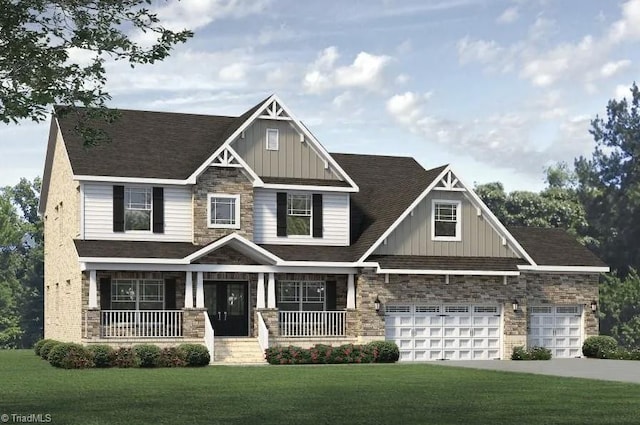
left=276, top=192, right=287, bottom=237
left=99, top=277, right=111, bottom=310
left=113, top=185, right=124, bottom=232
left=153, top=187, right=164, bottom=234
left=165, top=278, right=176, bottom=309
left=312, top=194, right=323, bottom=238
left=325, top=281, right=336, bottom=311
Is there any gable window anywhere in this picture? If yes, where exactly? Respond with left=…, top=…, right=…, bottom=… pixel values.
left=278, top=281, right=325, bottom=311
left=125, top=187, right=152, bottom=231
left=432, top=200, right=461, bottom=241
left=266, top=128, right=279, bottom=151
left=207, top=193, right=240, bottom=229
left=287, top=194, right=311, bottom=235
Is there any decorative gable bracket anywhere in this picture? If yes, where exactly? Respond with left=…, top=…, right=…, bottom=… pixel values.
left=210, top=148, right=242, bottom=168
left=259, top=99, right=292, bottom=121
left=433, top=170, right=465, bottom=192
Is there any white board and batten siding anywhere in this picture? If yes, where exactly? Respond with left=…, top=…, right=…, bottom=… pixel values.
left=83, top=183, right=192, bottom=241
left=253, top=189, right=349, bottom=245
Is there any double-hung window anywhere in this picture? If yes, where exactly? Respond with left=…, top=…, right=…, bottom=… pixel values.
left=111, top=279, right=164, bottom=310
left=125, top=187, right=152, bottom=231
left=287, top=194, right=312, bottom=236
left=432, top=200, right=461, bottom=241
left=278, top=281, right=325, bottom=311
left=207, top=194, right=240, bottom=229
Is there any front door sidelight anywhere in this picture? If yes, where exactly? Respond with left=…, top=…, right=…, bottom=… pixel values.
left=204, top=281, right=249, bottom=336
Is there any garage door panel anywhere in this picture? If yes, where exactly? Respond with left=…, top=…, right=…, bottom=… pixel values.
left=528, top=305, right=583, bottom=359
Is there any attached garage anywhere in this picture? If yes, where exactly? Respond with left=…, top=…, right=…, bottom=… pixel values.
left=528, top=305, right=583, bottom=358
left=385, top=304, right=502, bottom=361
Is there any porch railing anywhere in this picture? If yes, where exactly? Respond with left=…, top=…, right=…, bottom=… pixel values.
left=279, top=311, right=346, bottom=337
left=101, top=310, right=183, bottom=338
left=203, top=312, right=214, bottom=364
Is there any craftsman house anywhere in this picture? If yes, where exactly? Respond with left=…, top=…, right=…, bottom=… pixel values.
left=40, top=95, right=608, bottom=363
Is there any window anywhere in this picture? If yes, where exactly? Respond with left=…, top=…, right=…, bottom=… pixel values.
left=278, top=281, right=325, bottom=311
left=432, top=200, right=461, bottom=240
left=287, top=194, right=311, bottom=235
left=266, top=128, right=279, bottom=150
left=111, top=279, right=164, bottom=310
left=125, top=187, right=152, bottom=231
left=207, top=194, right=240, bottom=229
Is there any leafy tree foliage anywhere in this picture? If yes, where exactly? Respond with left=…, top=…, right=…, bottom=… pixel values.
left=1, top=0, right=192, bottom=144
left=575, top=83, right=640, bottom=274
left=599, top=270, right=640, bottom=348
left=475, top=163, right=588, bottom=238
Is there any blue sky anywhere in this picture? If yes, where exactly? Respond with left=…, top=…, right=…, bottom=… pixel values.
left=1, top=0, right=639, bottom=191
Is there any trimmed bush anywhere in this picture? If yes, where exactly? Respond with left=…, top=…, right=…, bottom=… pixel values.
left=114, top=347, right=136, bottom=368
left=511, top=346, right=552, bottom=360
left=158, top=347, right=187, bottom=367
left=48, top=343, right=94, bottom=369
left=34, top=339, right=53, bottom=356
left=40, top=340, right=61, bottom=360
left=88, top=345, right=116, bottom=368
left=178, top=344, right=210, bottom=367
left=367, top=341, right=400, bottom=363
left=134, top=344, right=161, bottom=368
left=582, top=336, right=618, bottom=358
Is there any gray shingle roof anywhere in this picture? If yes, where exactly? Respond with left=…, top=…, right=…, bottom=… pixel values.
left=507, top=227, right=607, bottom=267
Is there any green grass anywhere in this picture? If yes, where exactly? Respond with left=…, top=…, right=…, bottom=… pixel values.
left=2, top=350, right=639, bottom=425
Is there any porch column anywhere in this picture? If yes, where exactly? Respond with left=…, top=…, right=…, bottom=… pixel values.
left=347, top=274, right=355, bottom=309
left=196, top=272, right=204, bottom=308
left=184, top=271, right=194, bottom=308
left=267, top=272, right=276, bottom=308
left=257, top=272, right=266, bottom=309
left=88, top=270, right=98, bottom=309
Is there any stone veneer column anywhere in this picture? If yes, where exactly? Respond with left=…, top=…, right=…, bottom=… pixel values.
left=82, top=308, right=101, bottom=340
left=256, top=309, right=279, bottom=337
left=183, top=308, right=207, bottom=339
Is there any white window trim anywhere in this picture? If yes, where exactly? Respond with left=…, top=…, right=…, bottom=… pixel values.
left=124, top=186, right=153, bottom=234
left=207, top=193, right=241, bottom=229
left=431, top=199, right=462, bottom=241
left=266, top=128, right=279, bottom=151
left=286, top=192, right=313, bottom=238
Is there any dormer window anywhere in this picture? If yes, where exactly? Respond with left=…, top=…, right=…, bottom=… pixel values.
left=266, top=128, right=279, bottom=151
left=432, top=200, right=461, bottom=241
left=125, top=187, right=152, bottom=231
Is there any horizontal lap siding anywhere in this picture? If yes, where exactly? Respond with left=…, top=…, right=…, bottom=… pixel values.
left=83, top=183, right=192, bottom=241
left=253, top=189, right=349, bottom=245
left=374, top=191, right=516, bottom=257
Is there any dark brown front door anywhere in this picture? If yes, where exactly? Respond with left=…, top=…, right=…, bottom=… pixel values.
left=203, top=281, right=249, bottom=336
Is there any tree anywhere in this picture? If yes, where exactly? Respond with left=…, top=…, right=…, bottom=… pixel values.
left=1, top=0, right=192, bottom=143
left=575, top=82, right=640, bottom=274
left=599, top=269, right=640, bottom=348
left=475, top=163, right=588, bottom=238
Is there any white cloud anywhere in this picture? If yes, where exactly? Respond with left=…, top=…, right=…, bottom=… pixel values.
left=615, top=84, right=632, bottom=100
left=395, top=74, right=410, bottom=84
left=156, top=0, right=271, bottom=32
left=497, top=6, right=519, bottom=24
left=600, top=59, right=631, bottom=77
left=257, top=25, right=295, bottom=45
left=609, top=0, right=640, bottom=43
left=332, top=91, right=353, bottom=109
left=218, top=62, right=247, bottom=81
left=457, top=37, right=503, bottom=65
left=303, top=47, right=392, bottom=94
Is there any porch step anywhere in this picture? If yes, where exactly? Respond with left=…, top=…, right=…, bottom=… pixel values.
left=213, top=338, right=266, bottom=364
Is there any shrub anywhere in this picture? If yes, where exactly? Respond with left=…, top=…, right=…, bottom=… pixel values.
left=114, top=347, right=136, bottom=368
left=178, top=344, right=210, bottom=367
left=88, top=345, right=116, bottom=368
left=511, top=346, right=552, bottom=360
left=48, top=343, right=94, bottom=369
left=34, top=339, right=53, bottom=356
left=582, top=336, right=618, bottom=358
left=40, top=340, right=61, bottom=360
left=366, top=341, right=400, bottom=363
left=134, top=344, right=161, bottom=368
left=158, top=347, right=187, bottom=367
left=511, top=346, right=530, bottom=360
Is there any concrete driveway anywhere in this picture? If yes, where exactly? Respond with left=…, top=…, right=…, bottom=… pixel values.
left=432, top=358, right=640, bottom=384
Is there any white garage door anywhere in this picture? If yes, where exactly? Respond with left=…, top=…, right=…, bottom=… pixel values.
left=385, top=304, right=502, bottom=361
left=528, top=305, right=583, bottom=358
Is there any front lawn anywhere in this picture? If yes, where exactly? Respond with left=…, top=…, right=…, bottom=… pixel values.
left=2, top=350, right=639, bottom=425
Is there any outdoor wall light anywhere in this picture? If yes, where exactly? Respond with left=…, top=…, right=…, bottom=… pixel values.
left=374, top=296, right=381, bottom=313
left=590, top=300, right=598, bottom=313
left=512, top=299, right=519, bottom=313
